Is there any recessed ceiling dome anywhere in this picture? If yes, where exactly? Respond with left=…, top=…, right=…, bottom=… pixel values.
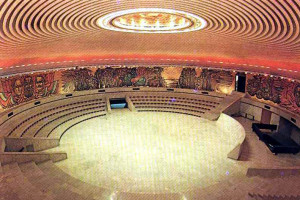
left=97, top=8, right=207, bottom=33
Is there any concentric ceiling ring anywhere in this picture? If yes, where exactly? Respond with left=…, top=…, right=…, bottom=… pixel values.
left=0, top=0, right=299, bottom=76
left=97, top=8, right=207, bottom=33
left=0, top=0, right=299, bottom=50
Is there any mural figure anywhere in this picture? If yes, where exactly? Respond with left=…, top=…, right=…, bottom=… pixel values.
left=35, top=76, right=45, bottom=97
left=247, top=75, right=282, bottom=104
left=178, top=68, right=197, bottom=89
left=130, top=68, right=145, bottom=86
left=114, top=68, right=130, bottom=87
left=35, top=74, right=58, bottom=98
left=133, top=67, right=165, bottom=87
left=196, top=69, right=213, bottom=91
left=280, top=81, right=300, bottom=114
left=95, top=67, right=117, bottom=88
left=24, top=76, right=34, bottom=99
left=146, top=67, right=165, bottom=87
left=121, top=68, right=136, bottom=86
left=247, top=75, right=300, bottom=114
left=178, top=68, right=234, bottom=92
left=93, top=67, right=165, bottom=89
left=12, top=78, right=24, bottom=104
left=62, top=68, right=96, bottom=92
left=0, top=72, right=58, bottom=108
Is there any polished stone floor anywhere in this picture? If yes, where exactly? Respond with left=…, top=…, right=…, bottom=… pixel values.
left=47, top=109, right=246, bottom=194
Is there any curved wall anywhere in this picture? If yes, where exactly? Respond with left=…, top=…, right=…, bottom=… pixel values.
left=240, top=98, right=300, bottom=129
left=0, top=66, right=236, bottom=110
left=246, top=74, right=300, bottom=115
left=0, top=65, right=299, bottom=120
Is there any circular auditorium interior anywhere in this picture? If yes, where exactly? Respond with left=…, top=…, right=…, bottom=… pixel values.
left=0, top=0, right=300, bottom=200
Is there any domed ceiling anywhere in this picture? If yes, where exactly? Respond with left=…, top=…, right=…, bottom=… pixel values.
left=0, top=0, right=299, bottom=79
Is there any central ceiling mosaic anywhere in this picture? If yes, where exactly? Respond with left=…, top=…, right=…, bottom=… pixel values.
left=97, top=8, right=207, bottom=33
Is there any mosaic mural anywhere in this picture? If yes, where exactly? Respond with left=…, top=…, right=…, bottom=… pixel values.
left=1, top=65, right=298, bottom=115
left=0, top=72, right=58, bottom=108
left=178, top=68, right=235, bottom=92
left=62, top=67, right=165, bottom=93
left=0, top=66, right=236, bottom=110
left=247, top=75, right=300, bottom=114
left=62, top=68, right=96, bottom=92
left=178, top=68, right=197, bottom=89
left=96, top=67, right=165, bottom=88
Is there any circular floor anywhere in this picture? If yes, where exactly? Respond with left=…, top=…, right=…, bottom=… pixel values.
left=53, top=109, right=245, bottom=194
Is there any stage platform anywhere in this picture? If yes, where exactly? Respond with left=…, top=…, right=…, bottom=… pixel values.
left=45, top=109, right=246, bottom=194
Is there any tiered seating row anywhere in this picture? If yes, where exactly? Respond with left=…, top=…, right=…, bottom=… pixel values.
left=131, top=95, right=219, bottom=107
left=35, top=105, right=106, bottom=138
left=130, top=95, right=220, bottom=117
left=44, top=110, right=106, bottom=138
left=2, top=96, right=105, bottom=134
left=47, top=112, right=106, bottom=139
left=135, top=102, right=210, bottom=111
left=0, top=89, right=226, bottom=153
left=3, top=98, right=106, bottom=139
left=138, top=109, right=204, bottom=118
left=9, top=99, right=105, bottom=137
left=137, top=106, right=205, bottom=115
left=23, top=102, right=103, bottom=135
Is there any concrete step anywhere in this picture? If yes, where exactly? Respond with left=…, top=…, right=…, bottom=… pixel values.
left=183, top=177, right=248, bottom=200
left=248, top=176, right=300, bottom=199
left=19, top=161, right=93, bottom=200
left=116, top=192, right=181, bottom=200
left=214, top=177, right=249, bottom=200
left=38, top=160, right=110, bottom=200
left=205, top=177, right=247, bottom=200
left=1, top=162, right=54, bottom=200
left=0, top=162, right=21, bottom=200
left=0, top=183, right=22, bottom=200
left=247, top=167, right=300, bottom=178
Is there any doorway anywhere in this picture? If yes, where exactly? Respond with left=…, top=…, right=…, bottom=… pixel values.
left=235, top=73, right=246, bottom=93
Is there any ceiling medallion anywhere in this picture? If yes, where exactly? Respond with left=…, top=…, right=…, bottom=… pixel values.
left=97, top=8, right=207, bottom=33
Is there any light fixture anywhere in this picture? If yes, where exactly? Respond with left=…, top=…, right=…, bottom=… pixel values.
left=97, top=8, right=207, bottom=33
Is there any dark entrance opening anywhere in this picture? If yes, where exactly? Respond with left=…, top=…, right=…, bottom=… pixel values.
left=235, top=73, right=246, bottom=93
left=110, top=98, right=128, bottom=109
